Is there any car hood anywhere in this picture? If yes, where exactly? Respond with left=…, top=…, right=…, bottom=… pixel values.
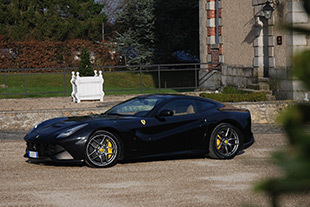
left=28, top=114, right=136, bottom=136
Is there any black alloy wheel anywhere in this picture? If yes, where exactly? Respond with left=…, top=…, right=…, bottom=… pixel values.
left=208, top=123, right=243, bottom=159
left=85, top=130, right=120, bottom=168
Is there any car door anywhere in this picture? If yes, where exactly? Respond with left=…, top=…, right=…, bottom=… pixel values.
left=134, top=99, right=207, bottom=155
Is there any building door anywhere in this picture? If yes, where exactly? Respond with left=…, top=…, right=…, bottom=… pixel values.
left=262, top=17, right=269, bottom=77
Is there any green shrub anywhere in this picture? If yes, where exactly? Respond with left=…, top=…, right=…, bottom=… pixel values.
left=78, top=48, right=94, bottom=76
left=199, top=91, right=267, bottom=102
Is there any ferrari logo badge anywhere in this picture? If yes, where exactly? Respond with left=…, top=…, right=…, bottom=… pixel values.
left=36, top=135, right=39, bottom=139
left=140, top=120, right=146, bottom=125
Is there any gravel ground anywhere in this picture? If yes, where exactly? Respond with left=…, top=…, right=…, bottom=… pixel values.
left=0, top=132, right=309, bottom=207
left=1, top=96, right=303, bottom=206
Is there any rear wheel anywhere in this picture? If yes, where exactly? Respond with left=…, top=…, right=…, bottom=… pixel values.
left=208, top=123, right=243, bottom=159
left=85, top=130, right=120, bottom=168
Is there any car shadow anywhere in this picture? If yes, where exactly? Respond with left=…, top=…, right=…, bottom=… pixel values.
left=121, top=149, right=246, bottom=164
left=25, top=151, right=246, bottom=167
left=26, top=159, right=85, bottom=167
left=238, top=150, right=245, bottom=156
left=119, top=153, right=209, bottom=165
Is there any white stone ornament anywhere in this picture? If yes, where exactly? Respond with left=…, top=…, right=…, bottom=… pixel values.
left=71, top=70, right=104, bottom=103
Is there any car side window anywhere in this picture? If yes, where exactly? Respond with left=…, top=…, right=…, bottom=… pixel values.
left=196, top=100, right=216, bottom=113
left=161, top=99, right=198, bottom=116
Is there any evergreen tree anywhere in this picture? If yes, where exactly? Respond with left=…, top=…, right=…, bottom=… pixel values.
left=78, top=48, right=94, bottom=76
left=0, top=0, right=106, bottom=41
left=114, top=0, right=155, bottom=65
left=154, top=0, right=199, bottom=63
left=113, top=0, right=199, bottom=64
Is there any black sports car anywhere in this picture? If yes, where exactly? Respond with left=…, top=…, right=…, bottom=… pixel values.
left=24, top=94, right=254, bottom=168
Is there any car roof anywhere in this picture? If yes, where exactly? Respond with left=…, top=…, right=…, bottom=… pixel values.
left=137, top=93, right=195, bottom=99
left=136, top=94, right=222, bottom=105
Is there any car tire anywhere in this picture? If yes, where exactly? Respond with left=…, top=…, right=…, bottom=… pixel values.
left=208, top=123, right=243, bottom=159
left=85, top=130, right=121, bottom=168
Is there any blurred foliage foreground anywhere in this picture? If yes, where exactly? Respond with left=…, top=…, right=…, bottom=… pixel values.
left=254, top=1, right=310, bottom=206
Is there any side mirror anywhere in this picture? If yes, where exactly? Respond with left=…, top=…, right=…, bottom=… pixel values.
left=158, top=110, right=174, bottom=117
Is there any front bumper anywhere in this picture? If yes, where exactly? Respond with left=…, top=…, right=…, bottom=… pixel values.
left=24, top=141, right=84, bottom=163
left=23, top=130, right=89, bottom=163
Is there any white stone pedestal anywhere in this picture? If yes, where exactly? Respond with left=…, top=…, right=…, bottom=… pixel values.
left=71, top=70, right=104, bottom=103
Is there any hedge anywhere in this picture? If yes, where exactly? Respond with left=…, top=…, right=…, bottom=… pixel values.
left=199, top=92, right=267, bottom=102
left=0, top=39, right=119, bottom=69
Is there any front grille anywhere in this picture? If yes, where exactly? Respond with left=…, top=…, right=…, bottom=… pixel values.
left=26, top=142, right=64, bottom=157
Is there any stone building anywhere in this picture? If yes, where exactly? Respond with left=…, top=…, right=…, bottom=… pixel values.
left=199, top=0, right=310, bottom=100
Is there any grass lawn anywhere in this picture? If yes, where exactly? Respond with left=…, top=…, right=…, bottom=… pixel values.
left=0, top=71, right=195, bottom=98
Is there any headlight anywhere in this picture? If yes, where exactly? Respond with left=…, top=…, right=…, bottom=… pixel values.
left=56, top=123, right=88, bottom=139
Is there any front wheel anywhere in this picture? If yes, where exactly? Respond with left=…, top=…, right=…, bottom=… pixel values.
left=85, top=130, right=120, bottom=168
left=208, top=123, right=243, bottom=159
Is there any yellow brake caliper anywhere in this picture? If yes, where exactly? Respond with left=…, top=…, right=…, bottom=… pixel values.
left=107, top=139, right=113, bottom=159
left=217, top=134, right=222, bottom=150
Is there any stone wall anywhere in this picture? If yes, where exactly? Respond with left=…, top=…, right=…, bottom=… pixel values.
left=221, top=65, right=257, bottom=88
left=0, top=107, right=108, bottom=131
left=232, top=100, right=293, bottom=124
left=269, top=66, right=310, bottom=101
left=269, top=67, right=294, bottom=100
left=0, top=101, right=294, bottom=131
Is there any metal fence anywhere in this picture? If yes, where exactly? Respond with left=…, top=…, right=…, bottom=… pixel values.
left=0, top=63, right=220, bottom=98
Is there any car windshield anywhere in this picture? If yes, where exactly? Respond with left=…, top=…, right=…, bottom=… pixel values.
left=105, top=96, right=164, bottom=117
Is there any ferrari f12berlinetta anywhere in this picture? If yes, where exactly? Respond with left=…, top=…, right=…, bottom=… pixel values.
left=24, top=94, right=254, bottom=167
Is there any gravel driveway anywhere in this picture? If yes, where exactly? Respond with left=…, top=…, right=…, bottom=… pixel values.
left=0, top=131, right=309, bottom=207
